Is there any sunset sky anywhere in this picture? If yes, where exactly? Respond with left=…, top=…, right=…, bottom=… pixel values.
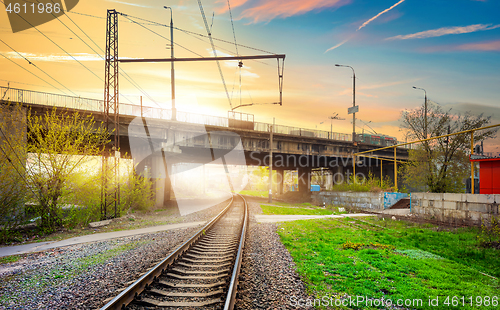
left=1, top=0, right=499, bottom=150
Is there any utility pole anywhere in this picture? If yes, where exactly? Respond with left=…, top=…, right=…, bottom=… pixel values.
left=353, top=69, right=356, bottom=141
left=164, top=6, right=176, bottom=121
left=413, top=86, right=427, bottom=139
left=268, top=119, right=274, bottom=203
left=336, top=64, right=356, bottom=142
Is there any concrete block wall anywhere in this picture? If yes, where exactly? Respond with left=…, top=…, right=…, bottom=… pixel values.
left=411, top=193, right=499, bottom=226
left=313, top=191, right=499, bottom=226
left=313, top=191, right=384, bottom=211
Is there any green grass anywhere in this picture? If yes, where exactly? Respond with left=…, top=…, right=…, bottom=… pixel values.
left=239, top=190, right=268, bottom=197
left=278, top=217, right=500, bottom=309
left=261, top=205, right=335, bottom=216
left=0, top=255, right=22, bottom=265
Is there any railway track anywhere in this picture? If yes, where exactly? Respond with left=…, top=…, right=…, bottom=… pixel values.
left=100, top=194, right=248, bottom=310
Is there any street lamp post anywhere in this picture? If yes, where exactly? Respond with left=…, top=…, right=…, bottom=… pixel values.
left=335, top=64, right=356, bottom=142
left=320, top=113, right=345, bottom=139
left=413, top=86, right=427, bottom=139
left=164, top=6, right=176, bottom=120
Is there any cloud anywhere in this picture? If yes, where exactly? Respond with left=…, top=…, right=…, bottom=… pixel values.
left=3, top=52, right=104, bottom=62
left=105, top=0, right=154, bottom=8
left=360, top=78, right=423, bottom=90
left=339, top=88, right=378, bottom=98
left=325, top=0, right=404, bottom=53
left=324, top=38, right=351, bottom=53
left=386, top=24, right=500, bottom=40
left=454, top=39, right=500, bottom=51
left=357, top=0, right=405, bottom=31
left=215, top=0, right=250, bottom=14
left=422, top=39, right=500, bottom=53
left=233, top=0, right=351, bottom=23
left=2, top=52, right=144, bottom=62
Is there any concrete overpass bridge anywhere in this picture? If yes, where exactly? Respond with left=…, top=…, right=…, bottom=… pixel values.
left=1, top=86, right=409, bottom=205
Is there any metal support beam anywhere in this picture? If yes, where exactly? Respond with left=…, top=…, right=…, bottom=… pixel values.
left=101, top=9, right=120, bottom=219
left=471, top=131, right=474, bottom=194
left=119, top=54, right=285, bottom=63
left=268, top=124, right=273, bottom=203
left=394, top=147, right=397, bottom=192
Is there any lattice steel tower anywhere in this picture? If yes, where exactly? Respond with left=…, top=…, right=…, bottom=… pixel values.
left=101, top=9, right=120, bottom=219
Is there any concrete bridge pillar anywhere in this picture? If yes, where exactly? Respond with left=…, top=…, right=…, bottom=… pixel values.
left=150, top=156, right=173, bottom=208
left=276, top=169, right=284, bottom=195
left=325, top=168, right=334, bottom=190
left=297, top=167, right=311, bottom=192
left=331, top=165, right=344, bottom=187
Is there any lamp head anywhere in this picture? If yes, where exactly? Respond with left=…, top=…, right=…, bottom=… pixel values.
left=335, top=64, right=340, bottom=67
left=412, top=86, right=417, bottom=89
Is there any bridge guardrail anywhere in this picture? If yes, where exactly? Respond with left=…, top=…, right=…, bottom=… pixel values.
left=1, top=86, right=410, bottom=148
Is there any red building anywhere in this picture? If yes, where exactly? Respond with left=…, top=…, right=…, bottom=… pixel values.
left=470, top=155, right=500, bottom=194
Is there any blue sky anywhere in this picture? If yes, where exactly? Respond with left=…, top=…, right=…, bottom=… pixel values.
left=1, top=0, right=499, bottom=149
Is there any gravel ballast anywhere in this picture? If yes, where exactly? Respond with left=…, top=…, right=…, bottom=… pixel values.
left=235, top=199, right=313, bottom=309
left=0, top=198, right=314, bottom=309
left=0, top=201, right=229, bottom=310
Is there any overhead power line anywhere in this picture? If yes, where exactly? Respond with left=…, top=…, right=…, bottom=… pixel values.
left=116, top=13, right=275, bottom=55
left=58, top=6, right=159, bottom=106
left=119, top=13, right=204, bottom=58
left=0, top=52, right=71, bottom=95
left=0, top=0, right=104, bottom=83
left=0, top=38, right=75, bottom=95
left=197, top=0, right=233, bottom=110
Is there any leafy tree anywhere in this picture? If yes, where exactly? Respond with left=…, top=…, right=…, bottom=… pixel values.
left=27, top=107, right=109, bottom=231
left=400, top=102, right=496, bottom=193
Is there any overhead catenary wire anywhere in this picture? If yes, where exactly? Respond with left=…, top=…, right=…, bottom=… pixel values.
left=197, top=0, right=233, bottom=110
left=119, top=13, right=204, bottom=58
left=0, top=0, right=105, bottom=84
left=117, top=12, right=275, bottom=55
left=226, top=0, right=242, bottom=107
left=60, top=8, right=160, bottom=107
left=3, top=1, right=159, bottom=107
left=36, top=0, right=154, bottom=106
left=0, top=38, right=76, bottom=96
left=76, top=11, right=274, bottom=70
left=0, top=52, right=70, bottom=95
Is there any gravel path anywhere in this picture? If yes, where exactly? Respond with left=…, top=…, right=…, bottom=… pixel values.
left=0, top=201, right=228, bottom=310
left=235, top=199, right=313, bottom=309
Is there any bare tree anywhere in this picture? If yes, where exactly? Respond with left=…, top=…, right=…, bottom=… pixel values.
left=400, top=103, right=496, bottom=192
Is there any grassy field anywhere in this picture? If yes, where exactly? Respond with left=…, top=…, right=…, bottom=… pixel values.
left=261, top=205, right=336, bottom=216
left=278, top=217, right=500, bottom=309
left=239, top=190, right=268, bottom=198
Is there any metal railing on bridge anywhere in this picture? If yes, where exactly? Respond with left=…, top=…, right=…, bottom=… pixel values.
left=2, top=85, right=401, bottom=145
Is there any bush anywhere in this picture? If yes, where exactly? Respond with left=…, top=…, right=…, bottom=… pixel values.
left=121, top=168, right=155, bottom=213
left=330, top=172, right=394, bottom=192
left=477, top=216, right=500, bottom=248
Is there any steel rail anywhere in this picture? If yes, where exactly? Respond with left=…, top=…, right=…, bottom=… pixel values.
left=100, top=195, right=235, bottom=310
left=224, top=194, right=249, bottom=310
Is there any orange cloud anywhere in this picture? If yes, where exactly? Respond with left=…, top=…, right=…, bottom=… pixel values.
left=422, top=40, right=500, bottom=53
left=215, top=0, right=250, bottom=14
left=223, top=0, right=351, bottom=23
left=455, top=40, right=500, bottom=52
